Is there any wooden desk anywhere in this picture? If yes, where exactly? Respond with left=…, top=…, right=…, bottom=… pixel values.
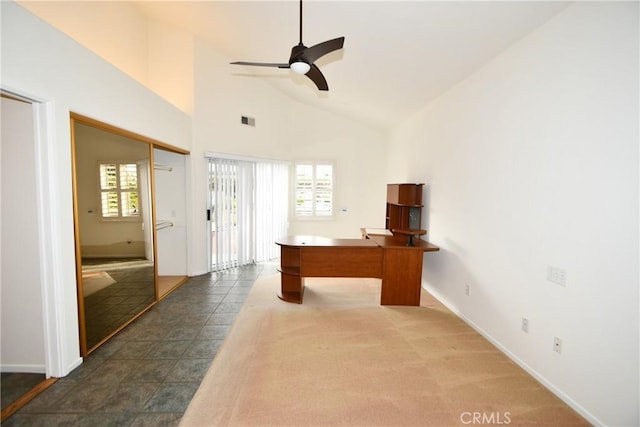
left=275, top=234, right=439, bottom=306
left=367, top=234, right=439, bottom=305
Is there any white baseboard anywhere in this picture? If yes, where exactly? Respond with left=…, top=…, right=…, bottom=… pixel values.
left=189, top=269, right=209, bottom=277
left=1, top=364, right=46, bottom=374
left=423, top=285, right=603, bottom=427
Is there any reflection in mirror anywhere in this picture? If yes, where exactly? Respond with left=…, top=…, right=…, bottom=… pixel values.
left=72, top=119, right=156, bottom=354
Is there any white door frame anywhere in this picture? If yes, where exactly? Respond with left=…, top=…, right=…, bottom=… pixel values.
left=1, top=88, right=64, bottom=378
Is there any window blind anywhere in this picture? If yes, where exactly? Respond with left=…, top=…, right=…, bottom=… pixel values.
left=208, top=156, right=289, bottom=271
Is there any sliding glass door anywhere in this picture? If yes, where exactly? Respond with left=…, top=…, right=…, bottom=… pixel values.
left=207, top=157, right=288, bottom=271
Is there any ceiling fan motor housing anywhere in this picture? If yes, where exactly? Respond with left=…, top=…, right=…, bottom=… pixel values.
left=289, top=43, right=308, bottom=66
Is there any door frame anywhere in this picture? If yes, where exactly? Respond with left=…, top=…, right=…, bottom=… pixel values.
left=1, top=89, right=61, bottom=378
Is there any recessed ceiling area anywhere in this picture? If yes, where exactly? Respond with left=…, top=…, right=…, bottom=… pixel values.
left=132, top=1, right=571, bottom=130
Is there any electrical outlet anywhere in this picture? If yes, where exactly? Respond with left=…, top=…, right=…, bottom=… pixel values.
left=521, top=317, right=529, bottom=333
left=553, top=336, right=562, bottom=354
left=547, top=266, right=567, bottom=286
left=465, top=284, right=470, bottom=296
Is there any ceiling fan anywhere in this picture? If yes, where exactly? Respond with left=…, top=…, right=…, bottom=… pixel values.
left=230, top=0, right=345, bottom=91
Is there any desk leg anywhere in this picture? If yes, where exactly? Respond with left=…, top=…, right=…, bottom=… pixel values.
left=277, top=273, right=303, bottom=304
left=381, top=248, right=423, bottom=306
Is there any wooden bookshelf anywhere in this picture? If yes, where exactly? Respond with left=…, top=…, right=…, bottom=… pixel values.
left=385, top=183, right=426, bottom=238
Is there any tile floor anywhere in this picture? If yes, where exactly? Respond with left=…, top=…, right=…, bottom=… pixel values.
left=1, top=373, right=46, bottom=412
left=4, top=262, right=278, bottom=427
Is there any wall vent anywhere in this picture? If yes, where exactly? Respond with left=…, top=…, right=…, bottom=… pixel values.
left=241, top=116, right=255, bottom=126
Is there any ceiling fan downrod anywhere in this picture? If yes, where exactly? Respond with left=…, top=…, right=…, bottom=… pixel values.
left=298, top=0, right=303, bottom=45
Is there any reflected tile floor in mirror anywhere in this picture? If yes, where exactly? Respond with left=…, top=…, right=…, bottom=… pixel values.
left=3, top=262, right=279, bottom=427
left=83, top=260, right=156, bottom=350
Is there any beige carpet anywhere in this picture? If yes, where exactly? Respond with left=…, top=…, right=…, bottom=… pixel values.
left=180, top=275, right=588, bottom=426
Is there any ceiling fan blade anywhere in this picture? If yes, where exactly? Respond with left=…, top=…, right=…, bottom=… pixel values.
left=300, top=37, right=345, bottom=64
left=231, top=61, right=290, bottom=69
left=305, top=64, right=329, bottom=91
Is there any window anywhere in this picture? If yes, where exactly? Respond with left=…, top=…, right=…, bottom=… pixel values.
left=99, top=162, right=140, bottom=220
left=295, top=162, right=333, bottom=218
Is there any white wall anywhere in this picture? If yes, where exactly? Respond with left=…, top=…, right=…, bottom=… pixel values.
left=17, top=0, right=194, bottom=115
left=148, top=21, right=195, bottom=114
left=286, top=103, right=388, bottom=238
left=1, top=1, right=191, bottom=377
left=1, top=97, right=46, bottom=373
left=189, top=39, right=388, bottom=275
left=17, top=0, right=150, bottom=86
left=388, top=3, right=638, bottom=425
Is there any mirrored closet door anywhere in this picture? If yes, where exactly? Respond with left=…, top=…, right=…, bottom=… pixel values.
left=71, top=114, right=188, bottom=355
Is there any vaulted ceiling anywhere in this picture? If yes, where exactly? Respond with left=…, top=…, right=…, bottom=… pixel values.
left=133, top=1, right=570, bottom=130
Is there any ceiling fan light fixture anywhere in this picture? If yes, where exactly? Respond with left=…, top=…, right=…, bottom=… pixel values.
left=290, top=61, right=311, bottom=75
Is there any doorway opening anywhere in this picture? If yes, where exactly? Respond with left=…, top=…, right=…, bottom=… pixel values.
left=1, top=92, right=57, bottom=422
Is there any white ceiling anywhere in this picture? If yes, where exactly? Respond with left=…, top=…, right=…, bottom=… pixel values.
left=133, top=1, right=571, bottom=130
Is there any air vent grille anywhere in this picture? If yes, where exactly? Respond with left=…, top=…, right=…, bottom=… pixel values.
left=241, top=116, right=255, bottom=126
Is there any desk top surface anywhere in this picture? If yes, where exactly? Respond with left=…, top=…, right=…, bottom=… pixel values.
left=276, top=235, right=379, bottom=247
left=367, top=234, right=440, bottom=251
left=276, top=235, right=439, bottom=251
